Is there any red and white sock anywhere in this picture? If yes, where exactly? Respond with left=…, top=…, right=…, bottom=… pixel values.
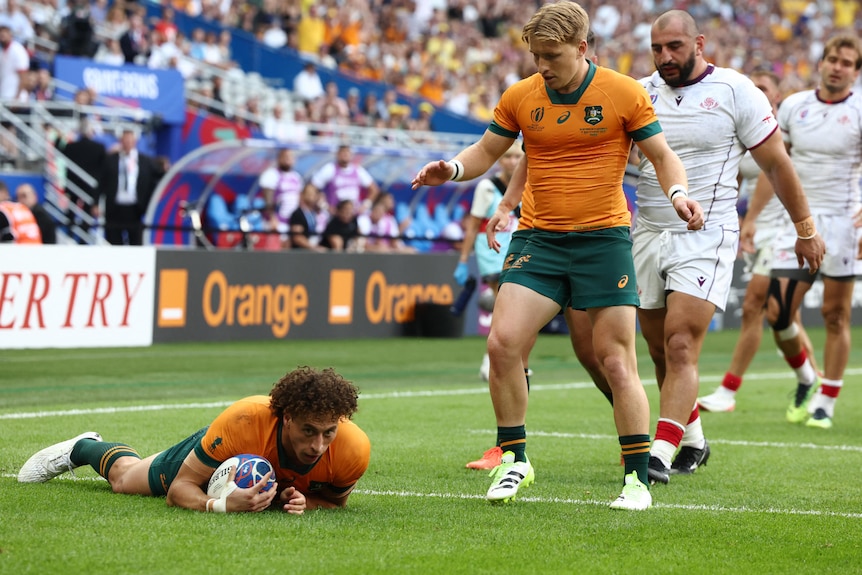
left=785, top=350, right=817, bottom=386
left=679, top=405, right=705, bottom=449
left=809, top=378, right=842, bottom=417
left=720, top=373, right=742, bottom=394
left=651, top=418, right=685, bottom=468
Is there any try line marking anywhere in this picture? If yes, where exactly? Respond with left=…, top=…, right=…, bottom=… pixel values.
left=2, top=368, right=847, bottom=421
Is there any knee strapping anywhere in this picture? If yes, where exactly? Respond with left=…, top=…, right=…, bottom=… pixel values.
left=768, top=278, right=798, bottom=331
left=777, top=323, right=799, bottom=341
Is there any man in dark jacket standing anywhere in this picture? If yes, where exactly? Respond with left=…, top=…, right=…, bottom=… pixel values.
left=96, top=128, right=163, bottom=245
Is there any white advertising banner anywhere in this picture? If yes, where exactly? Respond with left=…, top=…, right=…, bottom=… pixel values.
left=0, top=245, right=156, bottom=348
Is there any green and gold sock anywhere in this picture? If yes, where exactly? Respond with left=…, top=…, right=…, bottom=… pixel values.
left=619, top=434, right=650, bottom=487
left=71, top=440, right=141, bottom=480
left=498, top=425, right=527, bottom=463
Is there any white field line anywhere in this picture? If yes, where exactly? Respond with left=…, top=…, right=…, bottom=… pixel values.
left=4, top=367, right=862, bottom=421
left=3, top=474, right=860, bottom=519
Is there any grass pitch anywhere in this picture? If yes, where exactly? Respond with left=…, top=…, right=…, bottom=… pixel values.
left=1, top=327, right=861, bottom=574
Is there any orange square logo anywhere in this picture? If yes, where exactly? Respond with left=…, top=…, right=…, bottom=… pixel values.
left=157, top=269, right=188, bottom=328
left=328, top=270, right=354, bottom=324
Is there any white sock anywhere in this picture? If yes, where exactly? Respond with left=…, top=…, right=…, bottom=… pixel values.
left=680, top=415, right=705, bottom=449
left=808, top=389, right=837, bottom=417
left=650, top=440, right=676, bottom=469
left=794, top=359, right=817, bottom=386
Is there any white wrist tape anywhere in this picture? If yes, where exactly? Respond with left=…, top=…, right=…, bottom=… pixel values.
left=449, top=159, right=465, bottom=182
left=668, top=185, right=688, bottom=203
left=212, top=481, right=237, bottom=513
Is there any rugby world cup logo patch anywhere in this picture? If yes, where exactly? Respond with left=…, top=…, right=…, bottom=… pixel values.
left=584, top=106, right=603, bottom=125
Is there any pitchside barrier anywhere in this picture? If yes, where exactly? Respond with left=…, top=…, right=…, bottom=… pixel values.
left=1, top=245, right=859, bottom=349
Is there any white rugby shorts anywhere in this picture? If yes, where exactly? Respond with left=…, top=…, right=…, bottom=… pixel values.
left=632, top=225, right=739, bottom=311
left=771, top=213, right=860, bottom=278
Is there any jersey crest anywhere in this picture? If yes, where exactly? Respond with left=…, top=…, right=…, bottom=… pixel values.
left=584, top=106, right=603, bottom=125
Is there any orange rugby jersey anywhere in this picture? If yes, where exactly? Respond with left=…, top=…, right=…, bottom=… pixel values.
left=491, top=62, right=661, bottom=231
left=195, top=396, right=370, bottom=495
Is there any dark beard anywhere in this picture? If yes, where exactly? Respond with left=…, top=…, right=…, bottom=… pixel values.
left=658, top=52, right=696, bottom=87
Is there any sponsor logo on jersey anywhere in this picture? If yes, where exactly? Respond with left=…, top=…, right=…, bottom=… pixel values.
left=617, top=275, right=629, bottom=289
left=557, top=110, right=571, bottom=124
left=584, top=106, right=603, bottom=125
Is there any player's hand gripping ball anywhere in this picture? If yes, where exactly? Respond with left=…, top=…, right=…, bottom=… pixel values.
left=207, top=454, right=276, bottom=497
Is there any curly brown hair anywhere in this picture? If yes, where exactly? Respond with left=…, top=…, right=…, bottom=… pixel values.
left=269, top=366, right=359, bottom=421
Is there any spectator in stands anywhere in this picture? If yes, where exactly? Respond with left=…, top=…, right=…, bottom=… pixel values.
left=95, top=128, right=164, bottom=246
left=94, top=37, right=126, bottom=66
left=0, top=179, right=42, bottom=243
left=296, top=5, right=326, bottom=60
left=356, top=192, right=415, bottom=254
left=345, top=87, right=366, bottom=125
left=259, top=147, right=304, bottom=230
left=260, top=18, right=288, bottom=50
left=305, top=144, right=380, bottom=215
left=15, top=183, right=56, bottom=244
left=0, top=22, right=29, bottom=101
left=58, top=0, right=98, bottom=58
left=292, top=61, right=325, bottom=107
left=99, top=3, right=128, bottom=41
left=288, top=185, right=326, bottom=251
left=376, top=88, right=398, bottom=123
left=188, top=27, right=207, bottom=60
left=262, top=103, right=298, bottom=142
left=360, top=91, right=382, bottom=127
left=5, top=0, right=35, bottom=45
left=31, top=67, right=54, bottom=101
left=61, top=117, right=106, bottom=242
left=319, top=199, right=358, bottom=252
left=120, top=11, right=149, bottom=65
left=409, top=102, right=434, bottom=132
left=311, top=81, right=349, bottom=123
left=234, top=95, right=263, bottom=136
left=216, top=29, right=235, bottom=68
left=0, top=21, right=29, bottom=159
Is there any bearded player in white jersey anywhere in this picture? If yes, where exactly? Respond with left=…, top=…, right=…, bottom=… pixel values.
left=764, top=34, right=862, bottom=430
left=634, top=10, right=825, bottom=485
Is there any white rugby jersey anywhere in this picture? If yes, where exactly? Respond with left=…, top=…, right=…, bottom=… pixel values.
left=778, top=89, right=862, bottom=216
left=637, top=64, right=778, bottom=232
left=739, top=151, right=788, bottom=229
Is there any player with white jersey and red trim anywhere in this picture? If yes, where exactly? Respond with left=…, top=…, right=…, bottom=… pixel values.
left=698, top=70, right=818, bottom=413
left=633, top=10, right=824, bottom=486
left=765, top=34, right=862, bottom=429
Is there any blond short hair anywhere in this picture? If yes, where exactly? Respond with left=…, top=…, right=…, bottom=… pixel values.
left=522, top=1, right=589, bottom=46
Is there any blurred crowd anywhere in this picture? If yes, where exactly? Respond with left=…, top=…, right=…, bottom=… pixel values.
left=1, top=0, right=861, bottom=248
left=3, top=0, right=860, bottom=130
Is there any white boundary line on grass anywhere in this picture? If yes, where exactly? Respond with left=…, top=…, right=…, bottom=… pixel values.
left=356, top=489, right=862, bottom=519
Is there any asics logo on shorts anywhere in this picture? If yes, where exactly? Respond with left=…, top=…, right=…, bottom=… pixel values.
left=503, top=253, right=517, bottom=270
left=617, top=275, right=629, bottom=289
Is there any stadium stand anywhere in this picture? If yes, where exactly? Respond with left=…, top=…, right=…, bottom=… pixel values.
left=1, top=0, right=859, bottom=247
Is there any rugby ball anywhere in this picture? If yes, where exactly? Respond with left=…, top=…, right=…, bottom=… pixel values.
left=207, top=454, right=276, bottom=498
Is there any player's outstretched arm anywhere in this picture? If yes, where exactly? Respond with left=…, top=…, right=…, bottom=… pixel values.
left=411, top=132, right=516, bottom=190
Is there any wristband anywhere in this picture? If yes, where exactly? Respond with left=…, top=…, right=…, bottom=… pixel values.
left=449, top=159, right=464, bottom=182
left=211, top=481, right=237, bottom=513
left=668, top=185, right=688, bottom=203
left=794, top=216, right=816, bottom=239
left=205, top=498, right=216, bottom=512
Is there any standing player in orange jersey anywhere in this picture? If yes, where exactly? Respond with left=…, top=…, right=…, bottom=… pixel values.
left=413, top=1, right=703, bottom=510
